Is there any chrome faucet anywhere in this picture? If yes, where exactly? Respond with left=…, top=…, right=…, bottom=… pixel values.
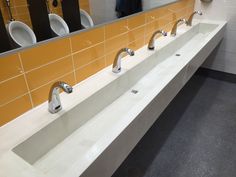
left=148, top=30, right=167, bottom=50
left=112, top=48, right=135, bottom=73
left=48, top=81, right=73, bottom=114
left=171, top=19, right=188, bottom=37
left=187, top=11, right=203, bottom=26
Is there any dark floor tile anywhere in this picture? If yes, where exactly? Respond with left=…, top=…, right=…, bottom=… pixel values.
left=112, top=74, right=236, bottom=177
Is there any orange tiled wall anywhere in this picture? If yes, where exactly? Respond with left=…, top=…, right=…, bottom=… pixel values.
left=49, top=0, right=91, bottom=17
left=0, top=0, right=32, bottom=27
left=0, top=0, right=195, bottom=126
left=0, top=0, right=90, bottom=27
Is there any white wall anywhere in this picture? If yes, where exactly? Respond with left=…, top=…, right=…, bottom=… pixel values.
left=195, top=0, right=236, bottom=74
left=143, top=0, right=178, bottom=10
left=88, top=0, right=179, bottom=26
left=89, top=0, right=116, bottom=25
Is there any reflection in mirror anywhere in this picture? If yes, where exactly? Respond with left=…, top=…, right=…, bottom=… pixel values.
left=0, top=8, right=11, bottom=52
left=61, top=0, right=83, bottom=32
left=80, top=8, right=94, bottom=29
left=27, top=0, right=52, bottom=42
left=88, top=0, right=179, bottom=25
left=0, top=0, right=180, bottom=54
left=46, top=0, right=70, bottom=36
left=1, top=0, right=37, bottom=48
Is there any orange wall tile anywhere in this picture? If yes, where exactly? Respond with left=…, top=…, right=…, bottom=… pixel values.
left=75, top=57, right=106, bottom=83
left=0, top=94, right=32, bottom=126
left=73, top=43, right=105, bottom=69
left=71, top=27, right=105, bottom=52
left=20, top=38, right=71, bottom=72
left=0, top=54, right=23, bottom=82
left=128, top=14, right=146, bottom=30
left=0, top=75, right=28, bottom=105
left=105, top=19, right=128, bottom=39
left=25, top=56, right=74, bottom=90
left=0, top=0, right=195, bottom=127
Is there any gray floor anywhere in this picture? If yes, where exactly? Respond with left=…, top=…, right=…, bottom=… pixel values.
left=112, top=73, right=236, bottom=177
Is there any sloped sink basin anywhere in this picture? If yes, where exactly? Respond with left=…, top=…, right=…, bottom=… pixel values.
left=0, top=20, right=226, bottom=177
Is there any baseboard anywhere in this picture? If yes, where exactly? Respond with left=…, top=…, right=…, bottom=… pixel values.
left=196, top=67, right=236, bottom=83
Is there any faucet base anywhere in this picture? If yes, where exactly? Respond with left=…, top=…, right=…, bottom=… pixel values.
left=112, top=67, right=121, bottom=73
left=148, top=46, right=155, bottom=50
left=48, top=102, right=62, bottom=114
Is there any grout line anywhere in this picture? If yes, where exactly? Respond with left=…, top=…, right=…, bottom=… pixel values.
left=71, top=41, right=105, bottom=55
left=69, top=37, right=77, bottom=84
left=145, top=14, right=185, bottom=37
left=104, top=28, right=148, bottom=58
left=24, top=54, right=71, bottom=74
left=0, top=93, right=30, bottom=108
left=1, top=72, right=73, bottom=108
left=0, top=66, right=75, bottom=108
left=74, top=51, right=106, bottom=71
left=0, top=73, right=24, bottom=85
left=126, top=19, right=129, bottom=47
left=130, top=23, right=146, bottom=31
left=75, top=56, right=105, bottom=71
left=145, top=6, right=189, bottom=27
left=30, top=71, right=75, bottom=93
left=105, top=31, right=129, bottom=42
left=18, top=53, right=34, bottom=108
left=168, top=6, right=188, bottom=14
left=103, top=27, right=107, bottom=66
left=128, top=35, right=146, bottom=45
left=105, top=47, right=121, bottom=58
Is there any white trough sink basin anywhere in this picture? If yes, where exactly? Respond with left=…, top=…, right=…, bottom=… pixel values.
left=0, top=20, right=226, bottom=177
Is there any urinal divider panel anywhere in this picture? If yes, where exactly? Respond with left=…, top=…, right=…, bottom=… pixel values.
left=27, top=0, right=53, bottom=41
left=0, top=9, right=11, bottom=53
left=61, top=0, right=83, bottom=32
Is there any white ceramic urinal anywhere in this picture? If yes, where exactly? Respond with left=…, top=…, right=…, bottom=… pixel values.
left=49, top=13, right=69, bottom=36
left=80, top=9, right=94, bottom=29
left=7, top=21, right=37, bottom=47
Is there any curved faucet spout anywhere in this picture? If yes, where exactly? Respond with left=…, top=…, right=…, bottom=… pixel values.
left=148, top=30, right=167, bottom=50
left=48, top=81, right=73, bottom=114
left=171, top=19, right=188, bottom=37
left=187, top=11, right=203, bottom=26
left=112, top=48, right=135, bottom=73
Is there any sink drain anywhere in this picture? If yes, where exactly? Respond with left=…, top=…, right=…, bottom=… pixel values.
left=176, top=54, right=181, bottom=56
left=131, top=90, right=139, bottom=94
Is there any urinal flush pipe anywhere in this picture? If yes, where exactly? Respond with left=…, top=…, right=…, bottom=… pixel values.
left=5, top=0, right=15, bottom=21
left=45, top=0, right=52, bottom=14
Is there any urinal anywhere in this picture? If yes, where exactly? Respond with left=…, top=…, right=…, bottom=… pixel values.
left=80, top=9, right=94, bottom=29
left=49, top=13, right=69, bottom=36
left=7, top=20, right=37, bottom=47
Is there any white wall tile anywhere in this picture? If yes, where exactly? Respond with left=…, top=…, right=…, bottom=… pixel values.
left=195, top=0, right=236, bottom=74
left=203, top=45, right=236, bottom=74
